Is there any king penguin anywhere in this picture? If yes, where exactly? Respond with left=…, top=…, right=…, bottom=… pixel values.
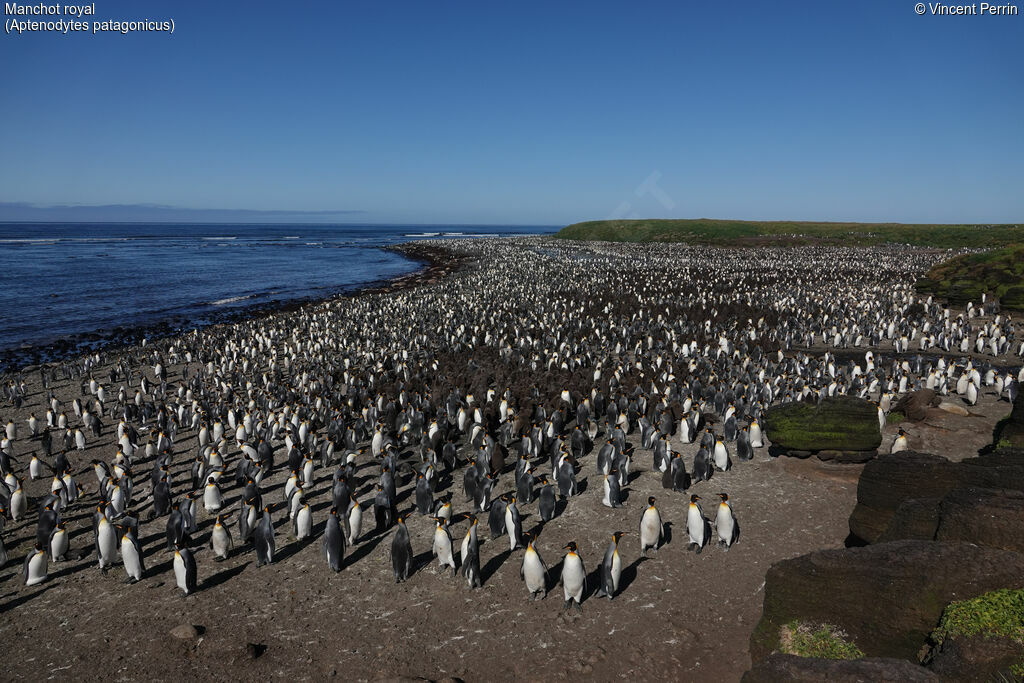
left=391, top=517, right=413, bottom=583
left=892, top=428, right=909, bottom=454
left=715, top=493, right=740, bottom=550
left=119, top=525, right=145, bottom=582
left=561, top=541, right=586, bottom=612
left=322, top=507, right=346, bottom=572
left=431, top=516, right=456, bottom=575
left=520, top=531, right=549, bottom=600
left=504, top=496, right=523, bottom=551
left=346, top=496, right=362, bottom=546
left=23, top=545, right=48, bottom=586
left=461, top=516, right=482, bottom=588
left=210, top=514, right=233, bottom=561
left=254, top=505, right=276, bottom=567
left=595, top=531, right=624, bottom=600
left=173, top=543, right=197, bottom=596
left=686, top=494, right=710, bottom=554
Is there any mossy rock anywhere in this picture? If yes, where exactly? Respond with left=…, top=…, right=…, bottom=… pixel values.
left=763, top=397, right=881, bottom=452
left=945, top=281, right=986, bottom=306
left=1002, top=285, right=1024, bottom=311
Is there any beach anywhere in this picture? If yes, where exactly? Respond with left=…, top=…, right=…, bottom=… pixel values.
left=0, top=237, right=1018, bottom=681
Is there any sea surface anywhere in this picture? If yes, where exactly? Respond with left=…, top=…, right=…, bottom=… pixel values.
left=0, top=223, right=556, bottom=365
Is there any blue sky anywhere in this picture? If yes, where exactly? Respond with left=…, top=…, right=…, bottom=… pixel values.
left=1, top=1, right=1021, bottom=225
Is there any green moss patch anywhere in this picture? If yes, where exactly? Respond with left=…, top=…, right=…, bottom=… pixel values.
left=780, top=620, right=866, bottom=660
left=763, top=397, right=881, bottom=452
left=931, top=589, right=1024, bottom=647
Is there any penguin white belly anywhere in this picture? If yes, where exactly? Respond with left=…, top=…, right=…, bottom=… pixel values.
left=347, top=506, right=362, bottom=544
left=716, top=506, right=735, bottom=547
left=609, top=551, right=621, bottom=592
left=173, top=552, right=188, bottom=593
left=687, top=506, right=706, bottom=546
left=433, top=529, right=455, bottom=569
left=50, top=529, right=68, bottom=561
left=295, top=506, right=312, bottom=540
left=640, top=509, right=662, bottom=551
left=97, top=524, right=117, bottom=568
left=26, top=552, right=48, bottom=586
left=602, top=478, right=613, bottom=507
left=204, top=486, right=222, bottom=512
left=11, top=488, right=28, bottom=520
left=522, top=550, right=546, bottom=594
left=121, top=539, right=143, bottom=580
left=504, top=507, right=518, bottom=551
left=713, top=443, right=730, bottom=470
left=212, top=526, right=232, bottom=559
left=562, top=554, right=585, bottom=602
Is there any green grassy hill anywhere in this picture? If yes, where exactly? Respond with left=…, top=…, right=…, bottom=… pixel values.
left=555, top=219, right=1024, bottom=248
left=916, top=244, right=1024, bottom=309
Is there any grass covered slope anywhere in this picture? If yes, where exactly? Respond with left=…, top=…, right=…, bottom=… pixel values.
left=916, top=244, right=1024, bottom=309
left=556, top=219, right=1024, bottom=248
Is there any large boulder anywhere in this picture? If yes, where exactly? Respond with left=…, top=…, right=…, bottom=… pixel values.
left=848, top=452, right=959, bottom=545
left=763, top=396, right=881, bottom=454
left=742, top=654, right=938, bottom=682
left=749, top=540, right=1024, bottom=663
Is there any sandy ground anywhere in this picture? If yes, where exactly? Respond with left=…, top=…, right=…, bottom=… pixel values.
left=0, top=359, right=1015, bottom=682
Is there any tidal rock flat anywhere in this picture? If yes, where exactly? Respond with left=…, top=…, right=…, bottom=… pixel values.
left=0, top=238, right=1019, bottom=681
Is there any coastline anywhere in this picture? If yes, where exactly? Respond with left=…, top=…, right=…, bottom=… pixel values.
left=0, top=240, right=471, bottom=376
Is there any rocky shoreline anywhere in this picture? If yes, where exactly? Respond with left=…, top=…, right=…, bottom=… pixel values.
left=0, top=241, right=465, bottom=376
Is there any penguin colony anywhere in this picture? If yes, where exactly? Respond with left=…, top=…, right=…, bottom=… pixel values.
left=0, top=238, right=1021, bottom=610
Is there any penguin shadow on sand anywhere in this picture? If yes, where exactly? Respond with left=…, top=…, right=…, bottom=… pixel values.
left=0, top=583, right=54, bottom=611
left=275, top=534, right=317, bottom=563
left=617, top=555, right=647, bottom=594
left=345, top=530, right=388, bottom=566
left=204, top=560, right=250, bottom=590
left=481, top=545, right=512, bottom=583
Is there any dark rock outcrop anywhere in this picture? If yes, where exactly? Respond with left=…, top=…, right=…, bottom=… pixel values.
left=749, top=540, right=1024, bottom=663
left=891, top=389, right=940, bottom=422
left=926, top=634, right=1024, bottom=682
left=996, top=389, right=1024, bottom=449
left=934, top=487, right=1024, bottom=553
left=848, top=452, right=959, bottom=545
left=742, top=654, right=939, bottom=683
left=849, top=450, right=1024, bottom=545
left=876, top=497, right=941, bottom=543
left=816, top=449, right=878, bottom=464
left=763, top=396, right=881, bottom=458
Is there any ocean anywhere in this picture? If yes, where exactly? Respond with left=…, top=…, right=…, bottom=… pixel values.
left=0, top=223, right=556, bottom=368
